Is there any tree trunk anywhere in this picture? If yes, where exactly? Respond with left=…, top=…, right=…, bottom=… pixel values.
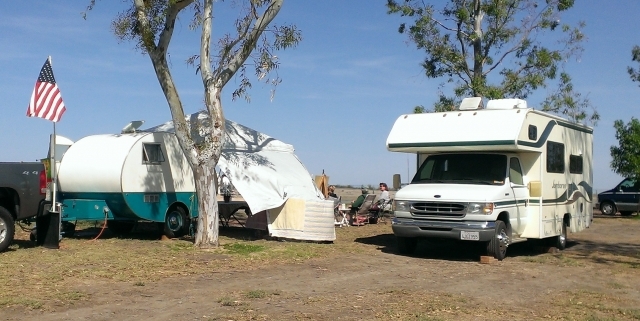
left=193, top=161, right=219, bottom=248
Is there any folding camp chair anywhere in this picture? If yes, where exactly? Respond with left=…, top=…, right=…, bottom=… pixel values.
left=369, top=198, right=393, bottom=224
left=328, top=196, right=349, bottom=227
left=352, top=194, right=376, bottom=226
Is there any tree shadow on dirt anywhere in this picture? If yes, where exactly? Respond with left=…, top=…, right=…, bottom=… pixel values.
left=355, top=233, right=582, bottom=261
left=564, top=239, right=640, bottom=263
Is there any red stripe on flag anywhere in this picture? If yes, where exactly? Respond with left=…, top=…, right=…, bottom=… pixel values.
left=26, top=59, right=66, bottom=123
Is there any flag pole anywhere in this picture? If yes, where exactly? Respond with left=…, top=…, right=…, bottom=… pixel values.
left=49, top=55, right=58, bottom=214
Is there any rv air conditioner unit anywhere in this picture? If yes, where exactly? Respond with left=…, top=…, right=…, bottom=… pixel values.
left=121, top=120, right=145, bottom=134
left=458, top=97, right=484, bottom=110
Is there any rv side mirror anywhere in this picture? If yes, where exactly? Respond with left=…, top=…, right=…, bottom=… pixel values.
left=528, top=181, right=542, bottom=197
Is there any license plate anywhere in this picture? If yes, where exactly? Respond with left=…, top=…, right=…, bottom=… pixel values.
left=460, top=231, right=480, bottom=241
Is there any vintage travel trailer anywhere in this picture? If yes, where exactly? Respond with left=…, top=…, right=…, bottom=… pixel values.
left=386, top=98, right=593, bottom=260
left=55, top=113, right=335, bottom=241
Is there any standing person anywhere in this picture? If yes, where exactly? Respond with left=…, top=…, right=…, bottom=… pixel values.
left=378, top=183, right=390, bottom=201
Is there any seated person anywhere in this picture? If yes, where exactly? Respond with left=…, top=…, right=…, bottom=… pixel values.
left=327, top=185, right=338, bottom=199
left=378, top=183, right=390, bottom=201
left=350, top=189, right=368, bottom=214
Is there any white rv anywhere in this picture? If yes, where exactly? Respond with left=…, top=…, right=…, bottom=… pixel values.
left=386, top=98, right=593, bottom=260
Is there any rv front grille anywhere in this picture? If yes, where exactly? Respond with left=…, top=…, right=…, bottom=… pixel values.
left=411, top=202, right=466, bottom=218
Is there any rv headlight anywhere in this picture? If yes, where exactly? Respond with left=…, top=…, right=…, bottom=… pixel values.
left=393, top=200, right=410, bottom=212
left=466, top=202, right=494, bottom=215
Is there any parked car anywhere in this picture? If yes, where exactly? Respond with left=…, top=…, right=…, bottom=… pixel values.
left=597, top=178, right=640, bottom=216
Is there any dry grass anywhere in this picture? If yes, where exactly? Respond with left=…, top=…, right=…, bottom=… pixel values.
left=3, top=210, right=640, bottom=320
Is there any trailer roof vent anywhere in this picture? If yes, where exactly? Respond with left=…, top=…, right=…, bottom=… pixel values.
left=486, top=99, right=527, bottom=110
left=122, top=120, right=145, bottom=134
left=458, top=97, right=484, bottom=110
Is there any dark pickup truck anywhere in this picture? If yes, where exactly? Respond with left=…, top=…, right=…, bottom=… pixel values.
left=0, top=162, right=47, bottom=252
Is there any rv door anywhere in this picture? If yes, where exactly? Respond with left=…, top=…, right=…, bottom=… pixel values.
left=509, top=157, right=528, bottom=235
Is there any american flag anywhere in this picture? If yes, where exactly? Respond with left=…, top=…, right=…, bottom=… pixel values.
left=27, top=58, right=66, bottom=122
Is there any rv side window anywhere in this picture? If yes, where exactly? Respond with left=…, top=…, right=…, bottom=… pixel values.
left=528, top=125, right=537, bottom=140
left=142, top=143, right=165, bottom=163
left=509, top=158, right=524, bottom=185
left=546, top=141, right=564, bottom=173
left=569, top=155, right=583, bottom=174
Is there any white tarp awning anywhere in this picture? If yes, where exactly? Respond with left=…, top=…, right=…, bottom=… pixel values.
left=145, top=111, right=331, bottom=227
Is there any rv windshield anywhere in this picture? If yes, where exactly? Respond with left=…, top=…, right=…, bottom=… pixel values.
left=412, top=154, right=507, bottom=185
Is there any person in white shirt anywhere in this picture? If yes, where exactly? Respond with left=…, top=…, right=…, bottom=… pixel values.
left=378, top=182, right=390, bottom=201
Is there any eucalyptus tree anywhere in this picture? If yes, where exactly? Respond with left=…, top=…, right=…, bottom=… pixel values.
left=90, top=0, right=300, bottom=247
left=610, top=118, right=640, bottom=183
left=629, top=45, right=640, bottom=85
left=386, top=0, right=598, bottom=124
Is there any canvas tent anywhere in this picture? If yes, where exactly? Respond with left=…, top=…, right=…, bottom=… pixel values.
left=146, top=111, right=335, bottom=241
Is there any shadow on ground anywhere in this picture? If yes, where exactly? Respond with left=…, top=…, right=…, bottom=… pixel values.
left=354, top=232, right=581, bottom=261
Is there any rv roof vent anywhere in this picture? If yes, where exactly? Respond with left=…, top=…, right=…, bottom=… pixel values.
left=122, top=120, right=145, bottom=134
left=486, top=99, right=527, bottom=110
left=458, top=97, right=484, bottom=110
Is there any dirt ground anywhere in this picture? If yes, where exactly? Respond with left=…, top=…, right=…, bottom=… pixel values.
left=2, top=208, right=640, bottom=321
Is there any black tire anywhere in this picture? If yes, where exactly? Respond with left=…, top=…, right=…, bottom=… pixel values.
left=0, top=206, right=15, bottom=252
left=61, top=222, right=76, bottom=237
left=107, top=220, right=136, bottom=236
left=396, top=237, right=417, bottom=255
left=553, top=222, right=568, bottom=250
left=164, top=207, right=189, bottom=238
left=600, top=202, right=617, bottom=216
left=620, top=211, right=633, bottom=217
left=486, top=220, right=509, bottom=261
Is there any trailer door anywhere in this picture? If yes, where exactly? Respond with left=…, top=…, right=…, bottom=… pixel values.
left=509, top=157, right=528, bottom=235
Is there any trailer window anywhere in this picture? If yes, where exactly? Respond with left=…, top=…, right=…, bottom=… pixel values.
left=569, top=155, right=583, bottom=174
left=546, top=141, right=564, bottom=173
left=142, top=143, right=165, bottom=163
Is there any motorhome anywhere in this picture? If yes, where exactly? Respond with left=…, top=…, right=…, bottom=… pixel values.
left=386, top=97, right=593, bottom=260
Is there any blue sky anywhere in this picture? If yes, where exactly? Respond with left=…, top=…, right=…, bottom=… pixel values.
left=1, top=1, right=638, bottom=192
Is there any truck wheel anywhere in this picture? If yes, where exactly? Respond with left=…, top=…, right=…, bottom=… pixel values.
left=62, top=222, right=76, bottom=237
left=599, top=202, right=616, bottom=215
left=487, top=220, right=508, bottom=261
left=0, top=206, right=15, bottom=252
left=396, top=237, right=417, bottom=255
left=164, top=207, right=188, bottom=238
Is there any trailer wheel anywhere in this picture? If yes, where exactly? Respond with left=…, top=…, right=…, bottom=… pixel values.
left=599, top=201, right=617, bottom=215
left=396, top=237, right=417, bottom=255
left=0, top=206, right=15, bottom=252
left=164, top=207, right=188, bottom=238
left=486, top=220, right=508, bottom=261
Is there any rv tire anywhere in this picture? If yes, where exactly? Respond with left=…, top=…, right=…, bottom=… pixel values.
left=164, top=207, right=188, bottom=238
left=486, top=220, right=508, bottom=261
left=552, top=222, right=567, bottom=250
left=396, top=237, right=417, bottom=255
left=0, top=206, right=15, bottom=252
